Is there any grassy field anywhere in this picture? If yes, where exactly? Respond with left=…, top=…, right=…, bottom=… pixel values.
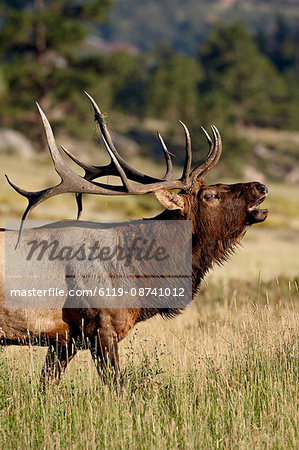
left=0, top=154, right=298, bottom=448
left=0, top=277, right=297, bottom=448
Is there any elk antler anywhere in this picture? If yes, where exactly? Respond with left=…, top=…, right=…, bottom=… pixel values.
left=61, top=91, right=175, bottom=219
left=6, top=93, right=222, bottom=246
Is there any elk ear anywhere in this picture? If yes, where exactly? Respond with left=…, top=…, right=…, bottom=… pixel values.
left=154, top=189, right=186, bottom=211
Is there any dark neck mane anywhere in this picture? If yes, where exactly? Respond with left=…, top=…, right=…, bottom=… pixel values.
left=138, top=209, right=247, bottom=322
left=190, top=226, right=246, bottom=295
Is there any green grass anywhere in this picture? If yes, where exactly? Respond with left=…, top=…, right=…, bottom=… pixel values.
left=0, top=153, right=298, bottom=448
left=0, top=277, right=298, bottom=449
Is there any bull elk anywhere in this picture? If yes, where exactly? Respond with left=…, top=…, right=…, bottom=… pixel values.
left=0, top=93, right=268, bottom=383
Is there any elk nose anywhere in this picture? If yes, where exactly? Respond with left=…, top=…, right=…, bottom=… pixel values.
left=257, top=183, right=268, bottom=195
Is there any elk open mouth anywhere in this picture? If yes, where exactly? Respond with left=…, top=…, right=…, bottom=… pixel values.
left=247, top=194, right=267, bottom=212
left=247, top=195, right=269, bottom=223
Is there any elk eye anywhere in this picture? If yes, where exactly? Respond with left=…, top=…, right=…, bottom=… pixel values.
left=204, top=193, right=216, bottom=201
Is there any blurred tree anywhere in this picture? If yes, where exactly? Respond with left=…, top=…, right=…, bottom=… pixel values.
left=256, top=15, right=298, bottom=75
left=198, top=22, right=287, bottom=128
left=193, top=22, right=289, bottom=167
left=0, top=0, right=111, bottom=141
left=0, top=66, right=7, bottom=99
left=254, top=17, right=299, bottom=129
left=0, top=0, right=110, bottom=61
left=109, top=52, right=149, bottom=116
left=145, top=54, right=202, bottom=124
left=270, top=15, right=297, bottom=74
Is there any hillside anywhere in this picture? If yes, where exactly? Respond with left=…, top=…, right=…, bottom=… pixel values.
left=100, top=0, right=299, bottom=52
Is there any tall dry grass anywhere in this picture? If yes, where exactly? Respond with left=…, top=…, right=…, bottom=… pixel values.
left=0, top=154, right=298, bottom=448
left=0, top=277, right=297, bottom=448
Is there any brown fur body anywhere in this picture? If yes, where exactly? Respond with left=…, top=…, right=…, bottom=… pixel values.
left=0, top=180, right=268, bottom=381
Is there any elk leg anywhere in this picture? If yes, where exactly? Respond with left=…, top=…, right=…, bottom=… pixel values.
left=40, top=341, right=77, bottom=387
left=90, top=332, right=120, bottom=381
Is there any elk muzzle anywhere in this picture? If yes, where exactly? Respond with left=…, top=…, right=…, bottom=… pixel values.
left=246, top=182, right=269, bottom=224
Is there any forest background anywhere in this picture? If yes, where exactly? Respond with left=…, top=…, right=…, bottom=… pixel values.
left=0, top=0, right=299, bottom=182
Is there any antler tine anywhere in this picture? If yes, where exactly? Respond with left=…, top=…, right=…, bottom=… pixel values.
left=5, top=172, right=62, bottom=248
left=6, top=104, right=126, bottom=245
left=62, top=116, right=131, bottom=192
left=8, top=102, right=188, bottom=228
left=61, top=145, right=110, bottom=178
left=198, top=125, right=222, bottom=179
left=200, top=125, right=213, bottom=145
left=61, top=145, right=116, bottom=220
left=36, top=103, right=71, bottom=181
left=100, top=133, right=131, bottom=192
left=5, top=103, right=81, bottom=246
left=85, top=91, right=135, bottom=177
left=61, top=130, right=175, bottom=218
left=190, top=125, right=222, bottom=181
left=7, top=96, right=224, bottom=244
left=62, top=142, right=160, bottom=184
left=62, top=130, right=175, bottom=217
left=5, top=174, right=33, bottom=198
left=4, top=175, right=42, bottom=247
left=179, top=121, right=192, bottom=182
left=189, top=126, right=214, bottom=180
left=84, top=91, right=117, bottom=154
left=85, top=92, right=166, bottom=185
left=75, top=193, right=83, bottom=220
left=157, top=133, right=173, bottom=180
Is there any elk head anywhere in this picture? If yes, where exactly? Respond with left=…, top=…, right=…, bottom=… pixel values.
left=6, top=93, right=268, bottom=248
